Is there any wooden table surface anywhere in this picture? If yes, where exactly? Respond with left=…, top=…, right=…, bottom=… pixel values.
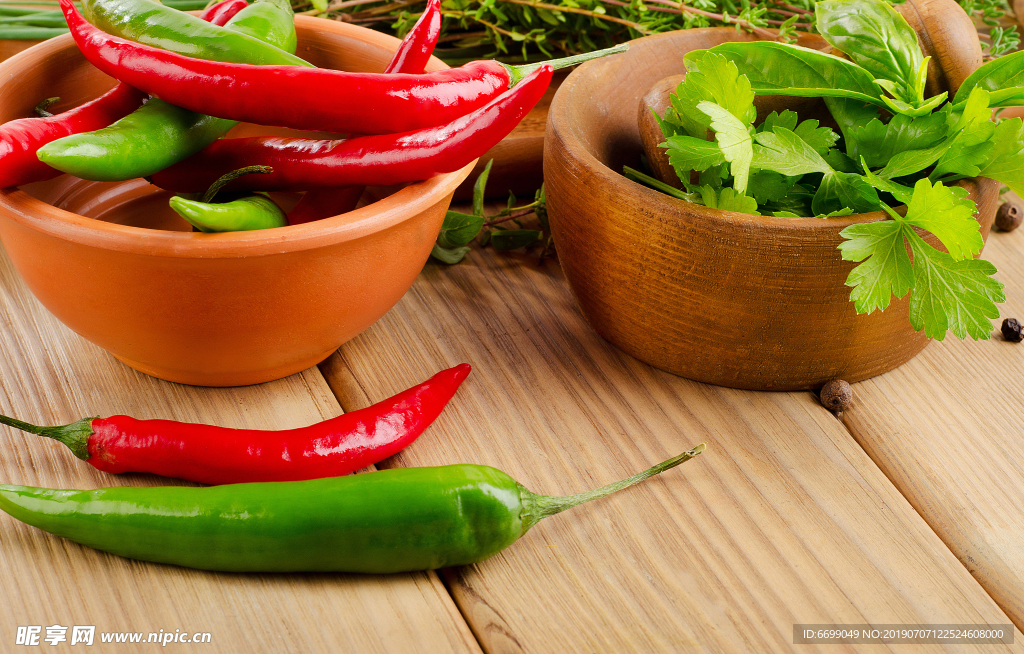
left=1, top=196, right=1023, bottom=653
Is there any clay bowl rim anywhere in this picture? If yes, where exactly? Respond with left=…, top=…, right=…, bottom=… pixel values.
left=0, top=16, right=476, bottom=259
left=549, top=27, right=963, bottom=237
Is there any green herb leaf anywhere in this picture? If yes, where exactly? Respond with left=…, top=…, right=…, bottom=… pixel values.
left=824, top=97, right=882, bottom=146
left=793, top=119, right=839, bottom=156
left=660, top=51, right=756, bottom=138
left=812, top=171, right=880, bottom=215
left=472, top=159, right=494, bottom=217
left=906, top=229, right=1004, bottom=340
left=978, top=117, right=1024, bottom=197
left=687, top=42, right=885, bottom=106
left=698, top=101, right=753, bottom=194
left=815, top=0, right=922, bottom=102
left=697, top=184, right=759, bottom=214
left=839, top=219, right=914, bottom=313
left=758, top=110, right=798, bottom=133
left=436, top=210, right=485, bottom=249
left=900, top=179, right=982, bottom=261
left=747, top=170, right=794, bottom=204
left=752, top=126, right=831, bottom=176
left=847, top=111, right=951, bottom=169
left=954, top=48, right=1024, bottom=106
left=662, top=134, right=726, bottom=177
left=431, top=243, right=472, bottom=265
left=860, top=157, right=915, bottom=203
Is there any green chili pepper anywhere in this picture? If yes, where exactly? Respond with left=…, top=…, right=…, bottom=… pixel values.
left=37, top=0, right=298, bottom=181
left=169, top=165, right=286, bottom=232
left=171, top=195, right=287, bottom=232
left=80, top=0, right=308, bottom=66
left=0, top=445, right=704, bottom=573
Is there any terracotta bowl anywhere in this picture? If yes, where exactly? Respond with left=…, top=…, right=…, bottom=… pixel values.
left=544, top=25, right=998, bottom=391
left=0, top=17, right=475, bottom=387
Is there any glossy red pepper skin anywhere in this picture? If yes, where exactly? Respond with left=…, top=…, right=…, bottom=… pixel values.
left=1, top=364, right=470, bottom=485
left=285, top=0, right=442, bottom=226
left=0, top=83, right=145, bottom=188
left=151, top=66, right=553, bottom=193
left=384, top=0, right=441, bottom=75
left=198, top=0, right=249, bottom=25
left=60, top=0, right=510, bottom=135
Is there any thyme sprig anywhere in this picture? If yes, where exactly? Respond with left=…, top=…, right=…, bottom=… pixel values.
left=293, top=0, right=1020, bottom=62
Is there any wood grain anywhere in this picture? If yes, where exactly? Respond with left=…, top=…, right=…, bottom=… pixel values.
left=840, top=219, right=1024, bottom=632
left=0, top=246, right=480, bottom=654
left=321, top=235, right=1021, bottom=653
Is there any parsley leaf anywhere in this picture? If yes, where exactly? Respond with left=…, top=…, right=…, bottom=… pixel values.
left=698, top=101, right=753, bottom=194
left=839, top=219, right=913, bottom=313
left=662, top=134, right=726, bottom=178
left=812, top=171, right=880, bottom=215
left=906, top=230, right=1004, bottom=340
left=752, top=126, right=831, bottom=176
left=900, top=179, right=982, bottom=261
left=839, top=181, right=1003, bottom=339
left=697, top=184, right=759, bottom=214
left=660, top=51, right=756, bottom=139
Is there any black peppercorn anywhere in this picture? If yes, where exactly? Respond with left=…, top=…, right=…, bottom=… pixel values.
left=996, top=201, right=1022, bottom=232
left=1002, top=318, right=1023, bottom=342
left=820, top=380, right=852, bottom=417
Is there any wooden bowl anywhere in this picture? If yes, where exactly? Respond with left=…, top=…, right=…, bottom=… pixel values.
left=0, top=17, right=474, bottom=387
left=544, top=25, right=998, bottom=391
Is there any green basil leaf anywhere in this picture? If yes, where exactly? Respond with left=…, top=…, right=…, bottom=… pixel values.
left=436, top=210, right=485, bottom=248
left=815, top=0, right=922, bottom=97
left=824, top=97, right=882, bottom=146
left=954, top=48, right=1024, bottom=105
left=687, top=42, right=885, bottom=106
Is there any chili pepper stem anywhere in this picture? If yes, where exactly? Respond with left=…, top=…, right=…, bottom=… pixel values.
left=0, top=414, right=94, bottom=460
left=518, top=442, right=705, bottom=533
left=502, top=43, right=628, bottom=87
left=202, top=165, right=273, bottom=203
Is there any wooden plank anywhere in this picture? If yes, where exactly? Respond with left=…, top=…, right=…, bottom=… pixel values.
left=840, top=221, right=1024, bottom=632
left=322, top=241, right=1022, bottom=653
left=0, top=247, right=481, bottom=654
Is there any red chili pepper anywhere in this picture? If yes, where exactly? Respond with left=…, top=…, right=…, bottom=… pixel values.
left=60, top=0, right=532, bottom=135
left=285, top=0, right=442, bottom=226
left=151, top=65, right=553, bottom=193
left=0, top=84, right=146, bottom=188
left=383, top=0, right=441, bottom=75
left=287, top=187, right=363, bottom=225
left=0, top=364, right=470, bottom=484
left=0, top=1, right=248, bottom=190
left=198, top=0, right=249, bottom=25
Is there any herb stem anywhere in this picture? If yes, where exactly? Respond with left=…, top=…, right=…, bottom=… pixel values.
left=498, top=0, right=652, bottom=33
left=483, top=208, right=537, bottom=226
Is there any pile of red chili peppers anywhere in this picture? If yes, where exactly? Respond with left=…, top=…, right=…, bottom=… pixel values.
left=0, top=0, right=624, bottom=231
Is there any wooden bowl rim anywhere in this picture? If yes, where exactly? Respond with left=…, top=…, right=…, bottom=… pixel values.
left=549, top=27, right=980, bottom=235
left=0, top=16, right=476, bottom=258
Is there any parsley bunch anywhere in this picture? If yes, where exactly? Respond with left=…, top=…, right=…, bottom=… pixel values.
left=635, top=0, right=1024, bottom=341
